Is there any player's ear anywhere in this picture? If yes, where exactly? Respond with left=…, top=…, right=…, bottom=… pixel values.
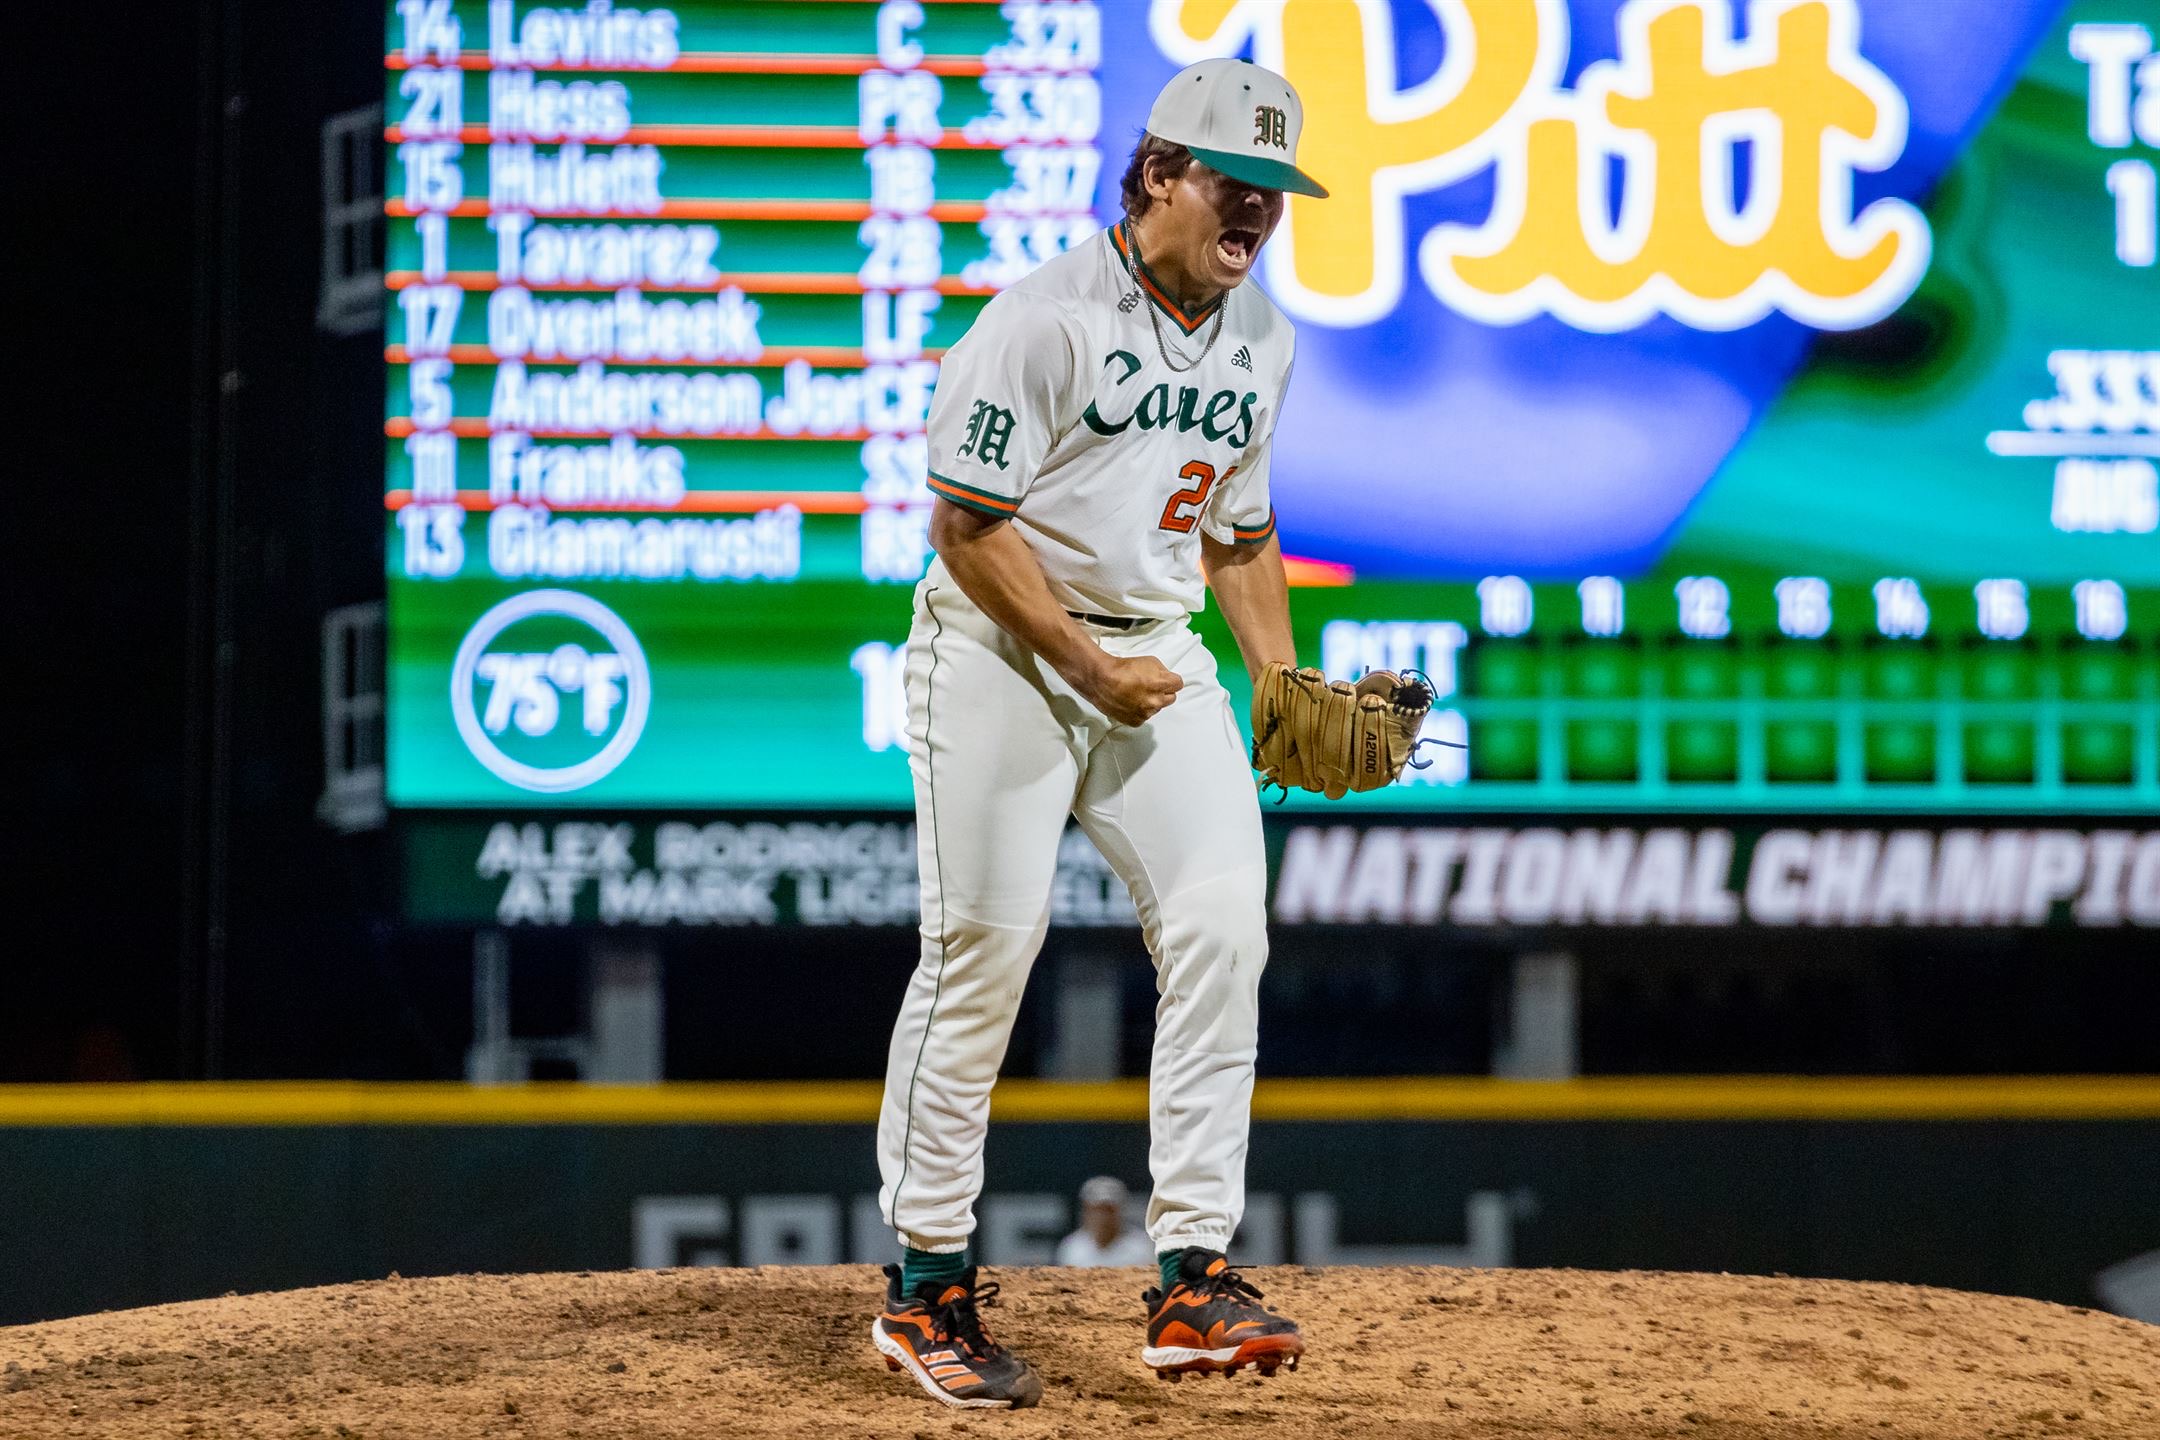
left=1144, top=152, right=1179, bottom=206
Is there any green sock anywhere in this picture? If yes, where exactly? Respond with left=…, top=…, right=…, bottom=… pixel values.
left=901, top=1245, right=969, bottom=1296
left=1158, top=1249, right=1186, bottom=1294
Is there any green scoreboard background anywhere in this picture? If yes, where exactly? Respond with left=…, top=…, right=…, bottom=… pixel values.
left=385, top=0, right=2158, bottom=823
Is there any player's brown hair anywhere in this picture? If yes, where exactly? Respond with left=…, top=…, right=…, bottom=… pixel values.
left=1119, top=133, right=1194, bottom=220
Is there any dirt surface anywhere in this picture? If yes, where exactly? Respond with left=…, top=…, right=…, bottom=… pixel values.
left=1, top=1265, right=2153, bottom=1439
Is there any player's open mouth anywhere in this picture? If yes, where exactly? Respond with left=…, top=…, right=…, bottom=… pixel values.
left=1216, top=227, right=1259, bottom=268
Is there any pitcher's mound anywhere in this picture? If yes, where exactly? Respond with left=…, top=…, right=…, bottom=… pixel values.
left=2, top=1265, right=2154, bottom=1438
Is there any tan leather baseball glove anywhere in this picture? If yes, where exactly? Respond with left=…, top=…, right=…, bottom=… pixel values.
left=1249, top=663, right=1437, bottom=800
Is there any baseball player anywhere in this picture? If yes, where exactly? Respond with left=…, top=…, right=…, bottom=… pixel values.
left=869, top=59, right=1329, bottom=1410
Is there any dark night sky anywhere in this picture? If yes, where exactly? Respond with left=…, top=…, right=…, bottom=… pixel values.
left=19, top=5, right=200, bottom=1074
left=14, top=0, right=437, bottom=1081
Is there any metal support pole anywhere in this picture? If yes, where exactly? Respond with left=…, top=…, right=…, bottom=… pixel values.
left=466, top=931, right=520, bottom=1083
left=587, top=941, right=665, bottom=1083
left=1045, top=950, right=1121, bottom=1080
left=180, top=0, right=245, bottom=1077
left=1494, top=950, right=1579, bottom=1080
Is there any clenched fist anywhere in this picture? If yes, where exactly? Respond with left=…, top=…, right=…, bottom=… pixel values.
left=1073, top=652, right=1183, bottom=727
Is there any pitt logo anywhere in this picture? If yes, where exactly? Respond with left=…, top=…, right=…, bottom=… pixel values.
left=1253, top=103, right=1288, bottom=149
left=1151, top=0, right=1931, bottom=334
left=958, top=399, right=1015, bottom=469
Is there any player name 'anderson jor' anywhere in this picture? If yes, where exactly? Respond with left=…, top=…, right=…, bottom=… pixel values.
left=864, top=58, right=1436, bottom=1414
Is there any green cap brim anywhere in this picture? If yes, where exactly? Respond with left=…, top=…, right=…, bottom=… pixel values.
left=1187, top=145, right=1329, bottom=199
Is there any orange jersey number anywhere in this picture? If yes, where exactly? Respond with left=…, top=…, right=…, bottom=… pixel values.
left=1158, top=460, right=1235, bottom=534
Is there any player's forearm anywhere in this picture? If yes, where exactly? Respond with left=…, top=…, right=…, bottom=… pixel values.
left=932, top=502, right=1109, bottom=686
left=1201, top=533, right=1296, bottom=682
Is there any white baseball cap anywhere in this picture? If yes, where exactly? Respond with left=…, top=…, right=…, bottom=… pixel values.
left=1078, top=1175, right=1128, bottom=1208
left=1146, top=58, right=1328, bottom=199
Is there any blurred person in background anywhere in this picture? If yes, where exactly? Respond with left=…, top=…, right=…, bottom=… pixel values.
left=1055, top=1176, right=1156, bottom=1267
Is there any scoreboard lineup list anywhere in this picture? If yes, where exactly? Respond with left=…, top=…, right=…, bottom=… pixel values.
left=387, top=0, right=1096, bottom=592
left=385, top=0, right=2158, bottom=814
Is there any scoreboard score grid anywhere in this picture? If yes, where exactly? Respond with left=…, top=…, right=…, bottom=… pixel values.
left=385, top=0, right=2158, bottom=820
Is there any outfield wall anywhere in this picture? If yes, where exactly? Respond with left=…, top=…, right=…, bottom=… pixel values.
left=1, top=1079, right=2154, bottom=1326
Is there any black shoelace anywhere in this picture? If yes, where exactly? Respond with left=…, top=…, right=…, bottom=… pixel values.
left=1192, top=1262, right=1267, bottom=1307
left=930, top=1278, right=1004, bottom=1358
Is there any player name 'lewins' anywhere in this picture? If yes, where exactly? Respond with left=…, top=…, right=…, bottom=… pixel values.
left=486, top=1, right=680, bottom=70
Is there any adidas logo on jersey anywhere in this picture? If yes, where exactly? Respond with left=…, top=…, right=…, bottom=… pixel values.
left=1231, top=345, right=1253, bottom=371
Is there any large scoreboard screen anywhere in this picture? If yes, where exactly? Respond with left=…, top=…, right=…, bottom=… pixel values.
left=386, top=0, right=2158, bottom=819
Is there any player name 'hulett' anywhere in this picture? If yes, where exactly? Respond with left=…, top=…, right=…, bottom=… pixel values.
left=1274, top=827, right=2160, bottom=929
left=490, top=142, right=662, bottom=216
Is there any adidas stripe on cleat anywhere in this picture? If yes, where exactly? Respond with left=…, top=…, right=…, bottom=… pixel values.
left=1141, top=1248, right=1304, bottom=1378
left=872, top=1265, right=1044, bottom=1409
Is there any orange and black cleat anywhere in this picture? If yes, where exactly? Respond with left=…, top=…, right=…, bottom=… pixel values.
left=872, top=1265, right=1045, bottom=1409
left=1141, top=1248, right=1305, bottom=1379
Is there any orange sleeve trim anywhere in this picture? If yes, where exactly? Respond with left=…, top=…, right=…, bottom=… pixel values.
left=927, top=471, right=1020, bottom=516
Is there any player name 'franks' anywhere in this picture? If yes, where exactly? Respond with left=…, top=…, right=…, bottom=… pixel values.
left=489, top=432, right=685, bottom=507
left=490, top=142, right=662, bottom=216
left=488, top=0, right=679, bottom=71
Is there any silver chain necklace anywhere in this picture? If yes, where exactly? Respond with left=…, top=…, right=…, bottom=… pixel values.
left=1124, top=222, right=1226, bottom=372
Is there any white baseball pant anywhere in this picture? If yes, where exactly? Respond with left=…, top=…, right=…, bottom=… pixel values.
left=877, top=562, right=1269, bottom=1257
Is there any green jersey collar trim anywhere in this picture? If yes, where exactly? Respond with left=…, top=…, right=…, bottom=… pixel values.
left=1111, top=222, right=1223, bottom=336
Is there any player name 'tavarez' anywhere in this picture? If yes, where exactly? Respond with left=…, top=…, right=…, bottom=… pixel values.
left=488, top=0, right=679, bottom=70
left=491, top=142, right=661, bottom=216
left=491, top=218, right=718, bottom=287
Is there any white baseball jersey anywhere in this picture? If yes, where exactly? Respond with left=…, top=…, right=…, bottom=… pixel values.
left=879, top=223, right=1291, bottom=1265
left=923, top=223, right=1296, bottom=621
